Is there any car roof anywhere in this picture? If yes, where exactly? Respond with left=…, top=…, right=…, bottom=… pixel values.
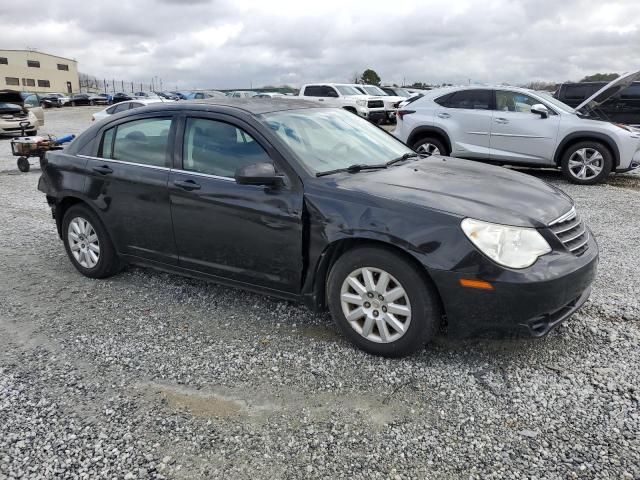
left=138, top=97, right=324, bottom=115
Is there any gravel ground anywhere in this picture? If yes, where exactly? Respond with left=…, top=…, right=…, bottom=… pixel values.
left=1, top=108, right=639, bottom=479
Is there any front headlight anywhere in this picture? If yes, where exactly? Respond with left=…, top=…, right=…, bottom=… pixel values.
left=461, top=218, right=551, bottom=269
left=356, top=99, right=367, bottom=107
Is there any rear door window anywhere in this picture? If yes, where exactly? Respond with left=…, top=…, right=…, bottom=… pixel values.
left=303, top=86, right=323, bottom=96
left=99, top=117, right=172, bottom=167
left=441, top=90, right=492, bottom=110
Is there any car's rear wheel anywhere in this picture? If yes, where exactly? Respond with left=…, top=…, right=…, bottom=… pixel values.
left=62, top=205, right=121, bottom=279
left=412, top=137, right=448, bottom=156
left=561, top=141, right=612, bottom=185
left=327, top=246, right=440, bottom=357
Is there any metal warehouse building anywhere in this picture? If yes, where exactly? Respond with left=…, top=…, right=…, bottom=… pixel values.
left=0, top=49, right=79, bottom=94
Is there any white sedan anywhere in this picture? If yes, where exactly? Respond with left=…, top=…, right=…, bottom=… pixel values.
left=91, top=98, right=171, bottom=123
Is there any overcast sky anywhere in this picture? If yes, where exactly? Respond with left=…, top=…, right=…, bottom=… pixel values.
left=1, top=0, right=638, bottom=89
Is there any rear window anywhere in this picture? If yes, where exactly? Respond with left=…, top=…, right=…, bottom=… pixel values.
left=99, top=117, right=172, bottom=167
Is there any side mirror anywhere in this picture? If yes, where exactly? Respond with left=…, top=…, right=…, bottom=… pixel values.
left=235, top=162, right=284, bottom=187
left=531, top=104, right=549, bottom=119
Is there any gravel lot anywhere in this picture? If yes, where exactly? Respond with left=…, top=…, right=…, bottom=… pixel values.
left=1, top=107, right=639, bottom=479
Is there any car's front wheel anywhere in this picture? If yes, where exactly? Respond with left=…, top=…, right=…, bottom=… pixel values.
left=327, top=246, right=440, bottom=357
left=561, top=141, right=612, bottom=185
left=412, top=136, right=448, bottom=156
left=62, top=205, right=121, bottom=279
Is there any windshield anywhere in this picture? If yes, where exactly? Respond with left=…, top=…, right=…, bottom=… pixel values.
left=362, top=86, right=386, bottom=96
left=535, top=91, right=573, bottom=113
left=393, top=88, right=411, bottom=97
left=262, top=109, right=413, bottom=174
left=335, top=85, right=362, bottom=96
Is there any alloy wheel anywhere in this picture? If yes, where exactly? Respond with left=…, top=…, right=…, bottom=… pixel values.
left=568, top=148, right=604, bottom=180
left=68, top=217, right=100, bottom=269
left=340, top=267, right=412, bottom=344
left=416, top=143, right=441, bottom=156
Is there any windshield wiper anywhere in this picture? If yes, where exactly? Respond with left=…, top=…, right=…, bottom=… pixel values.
left=316, top=163, right=387, bottom=177
left=386, top=152, right=420, bottom=166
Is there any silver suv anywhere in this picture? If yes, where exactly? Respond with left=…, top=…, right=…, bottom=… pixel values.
left=394, top=71, right=640, bottom=184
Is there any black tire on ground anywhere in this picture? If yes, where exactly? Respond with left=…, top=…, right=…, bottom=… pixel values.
left=412, top=136, right=449, bottom=156
left=40, top=102, right=48, bottom=108
left=327, top=246, right=441, bottom=357
left=560, top=141, right=612, bottom=185
left=90, top=100, right=95, bottom=106
left=17, top=157, right=30, bottom=172
left=62, top=204, right=121, bottom=279
left=71, top=101, right=76, bottom=107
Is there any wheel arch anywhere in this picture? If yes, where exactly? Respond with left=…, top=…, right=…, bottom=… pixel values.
left=342, top=106, right=357, bottom=114
left=55, top=196, right=104, bottom=239
left=406, top=126, right=451, bottom=154
left=554, top=132, right=620, bottom=167
left=308, top=237, right=445, bottom=320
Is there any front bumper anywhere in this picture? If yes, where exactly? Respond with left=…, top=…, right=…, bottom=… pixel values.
left=429, top=233, right=599, bottom=338
left=0, top=120, right=37, bottom=134
left=359, top=109, right=387, bottom=123
left=616, top=149, right=640, bottom=172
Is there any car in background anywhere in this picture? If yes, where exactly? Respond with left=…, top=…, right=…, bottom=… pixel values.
left=169, top=91, right=188, bottom=100
left=156, top=92, right=180, bottom=101
left=554, top=81, right=640, bottom=127
left=91, top=98, right=170, bottom=122
left=69, top=93, right=107, bottom=106
left=394, top=71, right=640, bottom=184
left=111, top=92, right=134, bottom=104
left=351, top=84, right=405, bottom=123
left=38, top=99, right=598, bottom=357
left=298, top=83, right=386, bottom=123
left=133, top=92, right=160, bottom=100
left=0, top=90, right=44, bottom=135
left=39, top=92, right=70, bottom=108
left=381, top=86, right=413, bottom=98
left=183, top=91, right=226, bottom=100
left=254, top=92, right=285, bottom=98
left=227, top=91, right=257, bottom=98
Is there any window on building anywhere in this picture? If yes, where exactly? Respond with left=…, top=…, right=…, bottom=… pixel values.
left=0, top=57, right=7, bottom=65
left=57, top=64, right=69, bottom=71
left=22, top=78, right=36, bottom=87
left=5, top=77, right=19, bottom=86
left=37, top=79, right=51, bottom=88
left=27, top=60, right=40, bottom=68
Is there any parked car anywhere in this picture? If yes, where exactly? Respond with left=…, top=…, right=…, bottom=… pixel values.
left=91, top=98, right=170, bottom=122
left=298, top=83, right=386, bottom=123
left=351, top=84, right=405, bottom=123
left=39, top=93, right=68, bottom=108
left=394, top=72, right=640, bottom=184
left=111, top=92, right=134, bottom=104
left=38, top=99, right=598, bottom=357
left=183, top=91, right=226, bottom=100
left=227, top=90, right=257, bottom=98
left=69, top=93, right=106, bottom=106
left=254, top=92, right=285, bottom=98
left=156, top=91, right=180, bottom=101
left=170, top=91, right=188, bottom=100
left=0, top=90, right=44, bottom=135
left=133, top=92, right=160, bottom=100
left=381, top=86, right=413, bottom=98
left=554, top=81, right=640, bottom=127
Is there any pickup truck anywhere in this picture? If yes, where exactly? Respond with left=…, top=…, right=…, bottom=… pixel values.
left=298, top=83, right=386, bottom=123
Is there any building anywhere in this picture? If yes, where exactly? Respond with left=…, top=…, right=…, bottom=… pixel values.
left=0, top=49, right=79, bottom=94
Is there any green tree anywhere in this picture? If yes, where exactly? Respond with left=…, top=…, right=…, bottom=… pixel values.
left=360, top=69, right=381, bottom=86
left=580, top=73, right=619, bottom=82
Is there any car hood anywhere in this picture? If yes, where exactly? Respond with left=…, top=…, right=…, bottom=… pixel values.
left=575, top=70, right=640, bottom=115
left=333, top=156, right=573, bottom=227
left=0, top=90, right=25, bottom=106
left=0, top=102, right=25, bottom=114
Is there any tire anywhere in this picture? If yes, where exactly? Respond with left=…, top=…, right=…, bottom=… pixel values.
left=327, top=246, right=441, bottom=357
left=17, top=157, right=30, bottom=172
left=412, top=136, right=448, bottom=156
left=560, top=141, right=612, bottom=185
left=90, top=100, right=95, bottom=106
left=71, top=101, right=76, bottom=107
left=62, top=204, right=121, bottom=279
left=40, top=102, right=48, bottom=108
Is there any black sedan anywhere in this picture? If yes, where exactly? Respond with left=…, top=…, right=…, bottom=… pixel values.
left=69, top=94, right=108, bottom=106
left=37, top=99, right=598, bottom=357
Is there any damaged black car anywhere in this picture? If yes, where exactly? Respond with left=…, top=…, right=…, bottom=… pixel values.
left=38, top=99, right=598, bottom=357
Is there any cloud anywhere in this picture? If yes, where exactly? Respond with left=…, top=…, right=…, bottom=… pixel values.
left=0, top=0, right=638, bottom=89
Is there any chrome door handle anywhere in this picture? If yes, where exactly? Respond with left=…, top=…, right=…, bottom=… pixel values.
left=494, top=118, right=509, bottom=124
left=437, top=112, right=450, bottom=119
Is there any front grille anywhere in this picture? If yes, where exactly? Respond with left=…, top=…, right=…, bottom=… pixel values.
left=548, top=207, right=589, bottom=256
left=367, top=100, right=384, bottom=108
